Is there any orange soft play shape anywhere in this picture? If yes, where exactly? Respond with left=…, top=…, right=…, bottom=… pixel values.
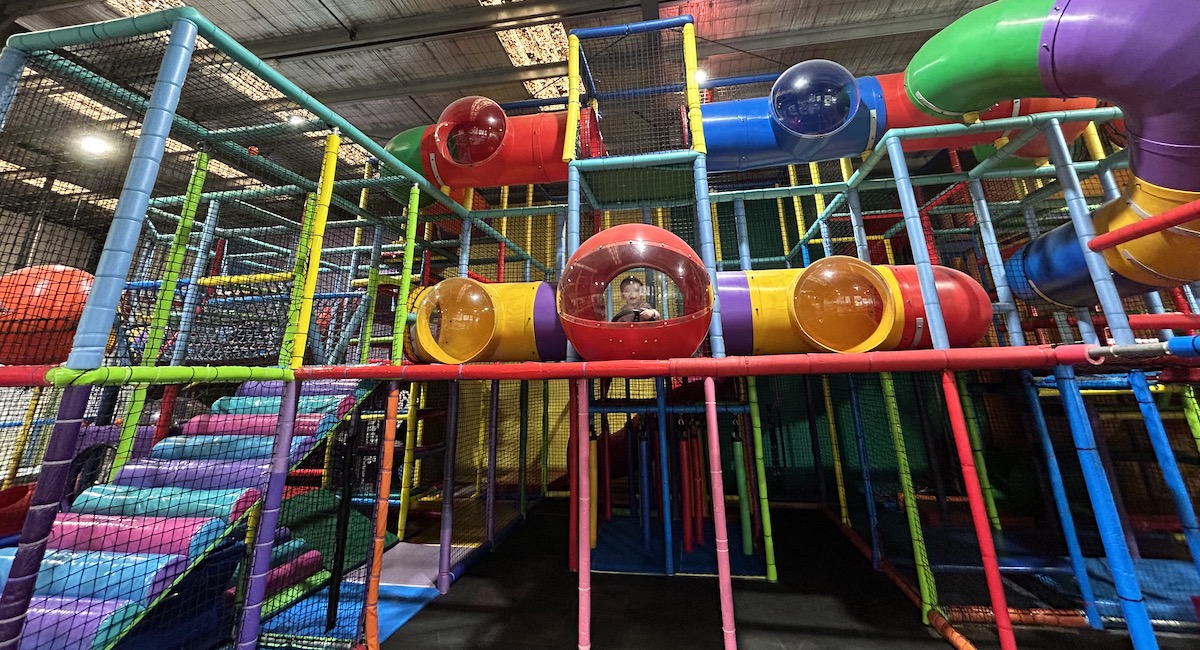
left=0, top=265, right=93, bottom=365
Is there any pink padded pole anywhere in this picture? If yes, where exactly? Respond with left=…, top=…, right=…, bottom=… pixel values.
left=576, top=378, right=591, bottom=650
left=704, top=377, right=737, bottom=649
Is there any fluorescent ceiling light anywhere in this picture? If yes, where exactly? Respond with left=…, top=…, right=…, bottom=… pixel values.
left=80, top=135, right=113, bottom=155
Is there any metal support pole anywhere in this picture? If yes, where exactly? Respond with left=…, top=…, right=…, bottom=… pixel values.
left=1044, top=119, right=1200, bottom=578
left=0, top=20, right=198, bottom=649
left=887, top=136, right=1015, bottom=650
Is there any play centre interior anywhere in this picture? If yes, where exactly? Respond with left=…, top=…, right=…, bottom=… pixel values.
left=2, top=0, right=1200, bottom=648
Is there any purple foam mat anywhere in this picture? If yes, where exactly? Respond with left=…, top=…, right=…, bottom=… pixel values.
left=74, top=425, right=155, bottom=457
left=22, top=597, right=143, bottom=650
left=114, top=459, right=270, bottom=491
left=236, top=379, right=360, bottom=397
left=49, top=513, right=224, bottom=561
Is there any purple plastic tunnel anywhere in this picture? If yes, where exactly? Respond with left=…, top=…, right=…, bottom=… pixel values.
left=906, top=0, right=1200, bottom=307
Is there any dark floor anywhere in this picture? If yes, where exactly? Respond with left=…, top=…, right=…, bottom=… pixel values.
left=383, top=502, right=1197, bottom=649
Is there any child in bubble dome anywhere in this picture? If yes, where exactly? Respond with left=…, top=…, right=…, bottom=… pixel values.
left=612, top=275, right=660, bottom=323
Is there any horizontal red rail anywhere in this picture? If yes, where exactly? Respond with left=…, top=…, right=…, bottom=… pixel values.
left=1021, top=313, right=1200, bottom=332
left=0, top=366, right=53, bottom=387
left=295, top=345, right=1109, bottom=381
left=1088, top=197, right=1200, bottom=252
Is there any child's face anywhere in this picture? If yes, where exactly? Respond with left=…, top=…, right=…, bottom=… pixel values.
left=621, top=281, right=643, bottom=306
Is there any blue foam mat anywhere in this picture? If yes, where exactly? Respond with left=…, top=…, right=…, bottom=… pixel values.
left=260, top=581, right=439, bottom=644
left=590, top=515, right=767, bottom=577
left=1085, top=557, right=1200, bottom=624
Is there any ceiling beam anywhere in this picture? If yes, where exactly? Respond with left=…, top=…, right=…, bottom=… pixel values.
left=313, top=11, right=964, bottom=108
left=695, top=11, right=962, bottom=58
left=1, top=0, right=98, bottom=31
left=315, top=62, right=567, bottom=105
left=247, top=0, right=675, bottom=63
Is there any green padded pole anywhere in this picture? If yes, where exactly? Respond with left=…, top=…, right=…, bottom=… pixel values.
left=880, top=372, right=941, bottom=623
left=731, top=427, right=752, bottom=556
left=746, top=377, right=777, bottom=581
left=541, top=380, right=550, bottom=495
left=47, top=365, right=290, bottom=387
left=109, top=152, right=208, bottom=480
left=957, top=373, right=1001, bottom=530
left=520, top=380, right=530, bottom=516
left=1184, top=386, right=1200, bottom=456
left=391, top=183, right=422, bottom=362
left=278, top=194, right=317, bottom=367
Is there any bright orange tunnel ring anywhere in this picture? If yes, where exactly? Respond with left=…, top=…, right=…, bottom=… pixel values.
left=557, top=223, right=713, bottom=361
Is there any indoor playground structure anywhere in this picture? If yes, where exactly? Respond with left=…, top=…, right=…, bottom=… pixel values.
left=0, top=0, right=1198, bottom=649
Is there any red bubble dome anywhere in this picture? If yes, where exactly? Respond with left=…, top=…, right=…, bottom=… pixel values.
left=557, top=223, right=712, bottom=361
left=0, top=265, right=93, bottom=365
left=435, top=96, right=508, bottom=165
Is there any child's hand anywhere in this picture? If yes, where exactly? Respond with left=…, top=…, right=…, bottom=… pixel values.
left=639, top=308, right=660, bottom=321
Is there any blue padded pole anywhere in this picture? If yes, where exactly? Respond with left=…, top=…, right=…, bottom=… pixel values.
left=437, top=381, right=461, bottom=594
left=1055, top=366, right=1157, bottom=648
left=555, top=208, right=567, bottom=278
left=693, top=155, right=725, bottom=358
left=733, top=198, right=751, bottom=270
left=1182, top=285, right=1199, bottom=314
left=0, top=20, right=197, bottom=649
left=885, top=137, right=950, bottom=348
left=655, top=377, right=674, bottom=575
left=847, top=188, right=870, bottom=262
left=171, top=199, right=221, bottom=364
left=67, top=20, right=198, bottom=369
left=1142, top=291, right=1174, bottom=341
left=847, top=377, right=881, bottom=569
left=1045, top=119, right=1200, bottom=578
left=458, top=215, right=472, bottom=278
left=0, top=47, right=27, bottom=129
left=638, top=424, right=652, bottom=552
left=566, top=167, right=581, bottom=361
left=567, top=166, right=581, bottom=256
left=970, top=178, right=1102, bottom=629
left=845, top=186, right=883, bottom=568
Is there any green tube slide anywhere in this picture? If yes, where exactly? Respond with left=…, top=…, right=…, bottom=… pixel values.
left=905, top=0, right=1053, bottom=118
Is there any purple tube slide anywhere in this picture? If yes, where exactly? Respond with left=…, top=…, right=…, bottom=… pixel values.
left=49, top=513, right=224, bottom=561
left=1038, top=0, right=1200, bottom=191
left=114, top=459, right=270, bottom=491
left=21, top=597, right=143, bottom=650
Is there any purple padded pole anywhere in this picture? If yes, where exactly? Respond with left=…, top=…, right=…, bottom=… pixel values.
left=0, top=18, right=198, bottom=647
left=437, top=381, right=461, bottom=594
left=236, top=380, right=300, bottom=650
left=485, top=379, right=499, bottom=544
left=0, top=385, right=91, bottom=647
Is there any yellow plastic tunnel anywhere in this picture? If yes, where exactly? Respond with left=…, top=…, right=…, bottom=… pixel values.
left=715, top=256, right=993, bottom=354
left=406, top=277, right=567, bottom=364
